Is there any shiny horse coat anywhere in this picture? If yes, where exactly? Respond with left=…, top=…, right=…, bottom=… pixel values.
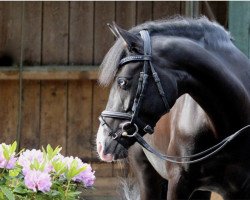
left=96, top=17, right=250, bottom=199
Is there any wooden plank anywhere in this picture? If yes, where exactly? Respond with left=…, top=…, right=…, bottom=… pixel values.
left=19, top=2, right=42, bottom=150
left=0, top=81, right=19, bottom=144
left=82, top=177, right=120, bottom=199
left=94, top=2, right=115, bottom=64
left=201, top=2, right=228, bottom=26
left=153, top=2, right=181, bottom=20
left=68, top=2, right=94, bottom=159
left=0, top=2, right=22, bottom=65
left=20, top=81, right=40, bottom=150
left=69, top=2, right=94, bottom=65
left=0, top=0, right=21, bottom=142
left=23, top=2, right=42, bottom=65
left=136, top=2, right=153, bottom=24
left=183, top=1, right=201, bottom=17
left=41, top=2, right=69, bottom=154
left=42, top=2, right=69, bottom=64
left=116, top=2, right=136, bottom=29
left=0, top=66, right=98, bottom=80
left=229, top=2, right=250, bottom=57
left=40, top=81, right=67, bottom=153
left=67, top=80, right=92, bottom=159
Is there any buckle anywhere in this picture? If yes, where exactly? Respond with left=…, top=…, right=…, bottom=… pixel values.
left=143, top=125, right=154, bottom=134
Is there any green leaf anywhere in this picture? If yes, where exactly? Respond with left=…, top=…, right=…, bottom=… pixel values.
left=75, top=165, right=87, bottom=176
left=30, top=159, right=40, bottom=170
left=41, top=144, right=62, bottom=163
left=64, top=190, right=82, bottom=200
left=51, top=146, right=62, bottom=159
left=0, top=186, right=15, bottom=200
left=48, top=189, right=61, bottom=197
left=13, top=186, right=28, bottom=195
left=10, top=142, right=17, bottom=155
left=47, top=144, right=53, bottom=157
left=52, top=159, right=67, bottom=176
left=0, top=191, right=4, bottom=199
left=66, top=160, right=79, bottom=180
left=42, top=146, right=46, bottom=154
left=2, top=145, right=10, bottom=161
left=9, top=168, right=21, bottom=177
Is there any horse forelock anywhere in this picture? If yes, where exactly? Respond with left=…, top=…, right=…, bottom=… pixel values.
left=98, top=16, right=232, bottom=86
left=99, top=39, right=125, bottom=86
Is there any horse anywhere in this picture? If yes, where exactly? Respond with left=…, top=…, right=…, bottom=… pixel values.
left=96, top=17, right=250, bottom=199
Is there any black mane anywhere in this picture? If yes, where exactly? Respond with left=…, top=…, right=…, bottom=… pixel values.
left=99, top=16, right=232, bottom=86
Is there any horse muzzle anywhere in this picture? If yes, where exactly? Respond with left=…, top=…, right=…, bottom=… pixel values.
left=96, top=121, right=130, bottom=162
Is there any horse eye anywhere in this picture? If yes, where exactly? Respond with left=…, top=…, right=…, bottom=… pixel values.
left=117, top=78, right=128, bottom=89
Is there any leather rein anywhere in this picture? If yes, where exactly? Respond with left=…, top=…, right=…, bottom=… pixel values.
left=99, top=30, right=250, bottom=164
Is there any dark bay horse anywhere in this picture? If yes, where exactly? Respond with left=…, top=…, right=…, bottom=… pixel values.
left=96, top=17, right=250, bottom=199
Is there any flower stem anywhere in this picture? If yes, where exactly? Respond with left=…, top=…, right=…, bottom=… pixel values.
left=64, top=180, right=70, bottom=200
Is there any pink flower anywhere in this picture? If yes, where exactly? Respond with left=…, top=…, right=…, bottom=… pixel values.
left=74, top=163, right=95, bottom=187
left=62, top=156, right=95, bottom=187
left=0, top=144, right=17, bottom=169
left=5, top=157, right=17, bottom=169
left=18, top=149, right=52, bottom=175
left=24, top=170, right=52, bottom=193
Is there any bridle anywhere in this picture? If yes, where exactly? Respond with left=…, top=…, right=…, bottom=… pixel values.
left=100, top=30, right=170, bottom=139
left=99, top=30, right=250, bottom=164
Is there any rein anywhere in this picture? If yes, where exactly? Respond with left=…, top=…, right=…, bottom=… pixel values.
left=135, top=124, right=250, bottom=164
left=99, top=30, right=250, bottom=164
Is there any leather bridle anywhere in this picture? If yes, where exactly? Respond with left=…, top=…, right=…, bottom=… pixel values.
left=99, top=30, right=250, bottom=164
left=100, top=30, right=170, bottom=139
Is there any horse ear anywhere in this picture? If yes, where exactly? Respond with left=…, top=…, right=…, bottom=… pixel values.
left=107, top=23, right=119, bottom=38
left=112, top=22, right=143, bottom=53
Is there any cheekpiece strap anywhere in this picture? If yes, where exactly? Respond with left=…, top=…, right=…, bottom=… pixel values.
left=139, top=30, right=151, bottom=55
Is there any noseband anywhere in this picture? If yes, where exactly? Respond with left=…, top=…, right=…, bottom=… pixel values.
left=100, top=30, right=170, bottom=139
left=99, top=30, right=250, bottom=164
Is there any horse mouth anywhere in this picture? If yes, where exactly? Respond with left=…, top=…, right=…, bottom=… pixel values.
left=97, top=141, right=128, bottom=162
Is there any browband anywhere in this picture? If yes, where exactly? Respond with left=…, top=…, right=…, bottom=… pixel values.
left=120, top=55, right=151, bottom=66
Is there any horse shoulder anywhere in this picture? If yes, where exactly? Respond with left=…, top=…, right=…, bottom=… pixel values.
left=142, top=114, right=171, bottom=179
left=142, top=94, right=215, bottom=179
left=172, top=94, right=215, bottom=139
left=167, top=94, right=216, bottom=172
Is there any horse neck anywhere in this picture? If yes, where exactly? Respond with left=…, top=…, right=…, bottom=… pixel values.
left=159, top=38, right=250, bottom=136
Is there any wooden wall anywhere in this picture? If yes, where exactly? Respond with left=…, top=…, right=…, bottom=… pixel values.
left=0, top=2, right=228, bottom=179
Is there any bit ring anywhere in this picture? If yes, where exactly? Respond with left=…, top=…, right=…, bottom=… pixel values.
left=121, top=122, right=138, bottom=137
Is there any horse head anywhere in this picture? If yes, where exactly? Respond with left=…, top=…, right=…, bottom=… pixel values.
left=96, top=23, right=177, bottom=162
